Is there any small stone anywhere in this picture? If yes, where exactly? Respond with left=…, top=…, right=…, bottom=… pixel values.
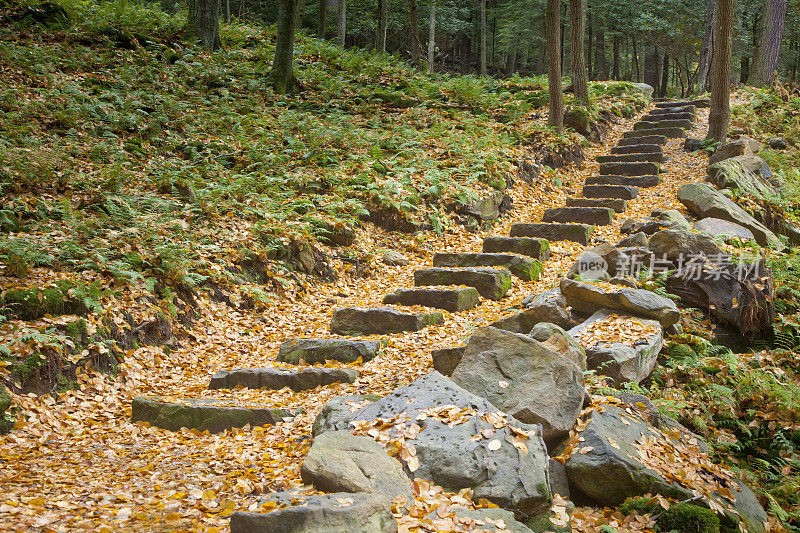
left=382, top=251, right=409, bottom=266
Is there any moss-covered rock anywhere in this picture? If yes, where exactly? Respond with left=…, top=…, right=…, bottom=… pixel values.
left=657, top=503, right=720, bottom=533
left=564, top=107, right=593, bottom=136
left=0, top=384, right=11, bottom=434
left=10, top=353, right=46, bottom=385
left=619, top=496, right=659, bottom=516
left=1, top=281, right=91, bottom=320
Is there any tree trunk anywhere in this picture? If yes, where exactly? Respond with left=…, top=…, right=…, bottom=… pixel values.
left=546, top=0, right=563, bottom=133
left=644, top=47, right=660, bottom=88
left=273, top=0, right=298, bottom=93
left=409, top=0, right=422, bottom=66
left=612, top=35, right=620, bottom=80
left=632, top=35, right=640, bottom=82
left=189, top=0, right=221, bottom=51
left=660, top=53, right=669, bottom=97
left=586, top=7, right=593, bottom=77
left=295, top=0, right=305, bottom=27
left=708, top=0, right=734, bottom=143
left=479, top=0, right=487, bottom=75
left=751, top=0, right=787, bottom=86
left=336, top=0, right=346, bottom=48
left=223, top=0, right=230, bottom=22
left=569, top=0, right=590, bottom=105
left=428, top=1, right=436, bottom=71
left=492, top=17, right=496, bottom=70
left=740, top=56, right=750, bottom=84
left=696, top=0, right=716, bottom=93
left=506, top=44, right=518, bottom=75
left=317, top=0, right=326, bottom=38
left=375, top=0, right=388, bottom=52
left=594, top=19, right=607, bottom=80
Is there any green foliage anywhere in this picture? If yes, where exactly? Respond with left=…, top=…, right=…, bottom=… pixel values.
left=656, top=503, right=720, bottom=533
left=619, top=496, right=659, bottom=516
left=0, top=238, right=54, bottom=277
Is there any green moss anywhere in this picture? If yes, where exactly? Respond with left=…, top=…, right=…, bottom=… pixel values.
left=65, top=318, right=88, bottom=342
left=2, top=281, right=87, bottom=320
left=0, top=384, right=10, bottom=414
left=619, top=496, right=659, bottom=516
left=10, top=353, right=45, bottom=385
left=656, top=503, right=720, bottom=533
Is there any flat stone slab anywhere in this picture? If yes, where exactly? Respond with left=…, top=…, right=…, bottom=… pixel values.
left=230, top=492, right=397, bottom=533
left=131, top=397, right=297, bottom=433
left=331, top=307, right=443, bottom=335
left=543, top=207, right=615, bottom=226
left=610, top=144, right=663, bottom=155
left=586, top=175, right=660, bottom=188
left=566, top=197, right=627, bottom=213
left=655, top=98, right=709, bottom=108
left=617, top=135, right=667, bottom=146
left=582, top=184, right=639, bottom=200
left=433, top=252, right=544, bottom=281
left=633, top=119, right=693, bottom=130
left=643, top=112, right=695, bottom=121
left=209, top=367, right=360, bottom=391
left=278, top=338, right=383, bottom=364
left=510, top=223, right=594, bottom=245
left=414, top=267, right=512, bottom=300
left=693, top=217, right=756, bottom=241
left=599, top=161, right=659, bottom=176
left=560, top=278, right=680, bottom=327
left=383, top=287, right=480, bottom=312
left=623, top=127, right=686, bottom=139
left=650, top=104, right=696, bottom=115
left=482, top=236, right=551, bottom=261
left=596, top=153, right=663, bottom=164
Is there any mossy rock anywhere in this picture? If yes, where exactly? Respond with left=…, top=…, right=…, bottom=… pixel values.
left=564, top=107, right=593, bottom=136
left=1, top=281, right=90, bottom=320
left=657, top=503, right=720, bottom=533
left=10, top=353, right=46, bottom=386
left=0, top=385, right=11, bottom=435
left=619, top=496, right=659, bottom=516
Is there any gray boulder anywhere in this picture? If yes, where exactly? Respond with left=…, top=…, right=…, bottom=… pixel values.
left=312, top=394, right=380, bottom=437
left=677, top=183, right=782, bottom=248
left=278, top=339, right=383, bottom=365
left=493, top=289, right=572, bottom=332
left=414, top=267, right=512, bottom=300
left=451, top=327, right=584, bottom=440
left=617, top=232, right=648, bottom=248
left=529, top=322, right=586, bottom=370
left=706, top=155, right=776, bottom=199
left=382, top=287, right=480, bottom=312
left=431, top=345, right=467, bottom=376
left=648, top=227, right=726, bottom=263
left=693, top=218, right=756, bottom=241
left=560, top=278, right=680, bottom=327
left=767, top=137, right=787, bottom=149
left=708, top=138, right=752, bottom=165
left=301, top=431, right=413, bottom=503
left=230, top=492, right=397, bottom=533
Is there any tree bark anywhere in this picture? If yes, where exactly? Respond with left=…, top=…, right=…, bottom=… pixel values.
left=569, top=0, right=590, bottom=105
left=428, top=1, right=436, bottom=71
left=586, top=6, right=593, bottom=77
left=594, top=18, right=607, bottom=80
left=189, top=0, right=221, bottom=51
left=708, top=0, right=734, bottom=143
left=479, top=0, right=487, bottom=75
left=632, top=35, right=640, bottom=82
left=506, top=44, right=518, bottom=75
left=273, top=0, right=298, bottom=93
left=612, top=35, right=620, bottom=80
left=410, top=0, right=422, bottom=66
left=375, top=0, right=388, bottom=52
left=751, top=0, right=787, bottom=86
left=546, top=0, right=563, bottom=133
left=696, top=0, right=716, bottom=93
left=660, top=53, right=669, bottom=97
left=223, top=0, right=230, bottom=22
left=295, top=0, right=305, bottom=27
left=317, top=0, right=326, bottom=38
left=336, top=0, right=346, bottom=48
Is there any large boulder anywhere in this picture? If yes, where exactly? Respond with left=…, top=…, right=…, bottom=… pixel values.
left=648, top=228, right=725, bottom=263
left=706, top=155, right=776, bottom=199
left=315, top=372, right=552, bottom=518
left=560, top=278, right=680, bottom=327
left=451, top=327, right=585, bottom=440
left=529, top=322, right=586, bottom=370
left=563, top=402, right=768, bottom=533
left=677, top=183, right=782, bottom=248
left=693, top=217, right=756, bottom=241
left=301, top=431, right=413, bottom=503
left=230, top=492, right=397, bottom=533
left=708, top=138, right=752, bottom=165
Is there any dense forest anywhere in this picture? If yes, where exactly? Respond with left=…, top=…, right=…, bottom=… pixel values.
left=1, top=0, right=800, bottom=531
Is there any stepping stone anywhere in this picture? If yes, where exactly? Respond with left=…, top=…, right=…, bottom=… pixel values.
left=586, top=175, right=660, bottom=188
left=623, top=127, right=686, bottom=139
left=431, top=345, right=466, bottom=376
left=209, top=367, right=360, bottom=391
left=655, top=98, right=709, bottom=108
left=414, top=267, right=512, bottom=300
left=331, top=307, right=444, bottom=335
left=633, top=119, right=693, bottom=130
left=278, top=338, right=382, bottom=364
left=510, top=223, right=594, bottom=245
left=482, top=236, right=551, bottom=261
left=610, top=144, right=663, bottom=155
left=382, top=287, right=480, bottom=312
left=599, top=161, right=659, bottom=176
left=596, top=153, right=663, bottom=164
left=582, top=184, right=639, bottom=200
left=566, top=197, right=627, bottom=213
left=649, top=105, right=696, bottom=115
left=543, top=207, right=615, bottom=226
left=617, top=135, right=667, bottom=146
left=432, top=252, right=544, bottom=281
left=131, top=397, right=298, bottom=433
left=643, top=112, right=695, bottom=121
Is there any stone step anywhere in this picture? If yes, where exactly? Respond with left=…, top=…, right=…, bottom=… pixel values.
left=633, top=119, right=693, bottom=130
left=210, top=367, right=360, bottom=391
left=617, top=135, right=667, bottom=146
left=596, top=152, right=663, bottom=164
left=586, top=175, right=660, bottom=188
left=131, top=397, right=298, bottom=433
left=655, top=99, right=709, bottom=108
left=649, top=105, right=696, bottom=115
left=431, top=346, right=467, bottom=376
left=331, top=307, right=443, bottom=335
left=610, top=144, right=663, bottom=155
left=599, top=161, right=659, bottom=176
left=510, top=223, right=594, bottom=245
left=278, top=338, right=383, bottom=364
left=433, top=252, right=544, bottom=281
left=383, top=287, right=480, bottom=312
left=566, top=197, right=628, bottom=213
left=481, top=236, right=551, bottom=261
left=582, top=184, right=639, bottom=200
left=414, top=267, right=512, bottom=300
left=643, top=112, right=695, bottom=122
left=543, top=206, right=615, bottom=226
left=622, top=127, right=686, bottom=139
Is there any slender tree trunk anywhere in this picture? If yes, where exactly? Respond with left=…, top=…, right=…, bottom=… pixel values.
left=546, top=0, right=563, bottom=133
left=740, top=57, right=750, bottom=84
left=560, top=2, right=566, bottom=73
left=428, top=1, right=436, bottom=71
left=660, top=53, right=669, bottom=97
left=751, top=0, right=787, bottom=86
left=586, top=7, right=593, bottom=77
left=223, top=0, right=230, bottom=22
left=696, top=0, right=716, bottom=93
left=594, top=19, right=607, bottom=80
left=492, top=17, right=496, bottom=70
left=506, top=44, right=518, bottom=75
left=190, top=0, right=222, bottom=51
left=612, top=35, right=620, bottom=79
left=336, top=0, right=346, bottom=47
left=708, top=0, right=734, bottom=143
left=376, top=0, right=388, bottom=52
left=479, top=0, right=487, bottom=75
left=273, top=0, right=298, bottom=93
left=569, top=0, right=590, bottom=105
left=410, top=0, right=422, bottom=66
left=295, top=0, right=305, bottom=27
left=317, top=0, right=326, bottom=38
left=632, top=35, right=640, bottom=82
